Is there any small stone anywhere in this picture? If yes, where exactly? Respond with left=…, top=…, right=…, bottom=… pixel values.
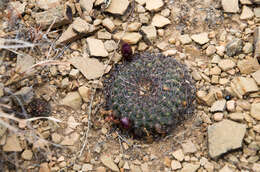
left=80, top=0, right=93, bottom=15
left=231, top=77, right=259, bottom=98
left=60, top=91, right=82, bottom=109
left=69, top=69, right=80, bottom=79
left=60, top=132, right=80, bottom=146
left=208, top=119, right=246, bottom=158
left=36, top=0, right=60, bottom=10
left=213, top=113, right=224, bottom=121
left=130, top=164, right=142, bottom=172
left=87, top=38, right=108, bottom=57
left=196, top=90, right=216, bottom=106
left=97, top=29, right=112, bottom=40
left=172, top=149, right=184, bottom=161
left=39, top=163, right=50, bottom=172
left=141, top=25, right=157, bottom=42
left=206, top=45, right=216, bottom=56
left=72, top=18, right=90, bottom=34
left=171, top=160, right=182, bottom=170
left=216, top=46, right=225, bottom=56
left=181, top=163, right=200, bottom=172
left=252, top=163, right=260, bottom=172
left=225, top=38, right=243, bottom=57
left=210, top=99, right=226, bottom=113
left=122, top=32, right=142, bottom=44
left=51, top=133, right=62, bottom=144
left=191, top=33, right=209, bottom=45
left=78, top=86, right=92, bottom=103
left=218, top=59, right=236, bottom=71
left=141, top=163, right=149, bottom=172
left=222, top=0, right=239, bottom=13
left=210, top=66, right=221, bottom=75
left=252, top=69, right=260, bottom=85
left=219, top=165, right=233, bottom=172
left=127, top=22, right=142, bottom=32
left=251, top=102, right=260, bottom=120
left=164, top=156, right=171, bottom=167
left=3, top=134, right=22, bottom=152
left=191, top=70, right=202, bottom=81
left=100, top=155, right=119, bottom=172
left=105, top=0, right=129, bottom=15
left=229, top=112, right=244, bottom=121
left=73, top=164, right=82, bottom=171
left=181, top=140, right=197, bottom=154
left=102, top=18, right=115, bottom=32
left=254, top=7, right=260, bottom=18
left=21, top=149, right=33, bottom=160
left=82, top=164, right=93, bottom=171
left=253, top=124, right=260, bottom=133
left=226, top=100, right=236, bottom=112
left=237, top=58, right=260, bottom=74
left=179, top=34, right=192, bottom=45
left=96, top=166, right=106, bottom=172
left=16, top=54, right=35, bottom=73
left=254, top=27, right=260, bottom=59
left=240, top=6, right=254, bottom=20
left=163, top=49, right=177, bottom=56
left=123, top=162, right=130, bottom=170
left=243, top=42, right=253, bottom=54
left=151, top=14, right=171, bottom=28
left=9, top=1, right=26, bottom=14
left=104, top=40, right=117, bottom=52
left=145, top=0, right=164, bottom=11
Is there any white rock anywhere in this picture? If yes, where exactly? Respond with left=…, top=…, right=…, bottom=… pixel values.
left=102, top=18, right=115, bottom=32
left=218, top=59, right=236, bottom=71
left=191, top=33, right=209, bottom=45
left=100, top=155, right=119, bottom=172
left=3, top=134, right=22, bottom=152
left=206, top=45, right=216, bottom=56
left=229, top=112, right=244, bottom=121
left=181, top=163, right=200, bottom=172
left=51, top=133, right=62, bottom=143
left=80, top=0, right=93, bottom=15
left=251, top=102, right=260, bottom=120
left=171, top=160, right=182, bottom=170
left=220, top=165, right=233, bottom=172
left=231, top=77, right=259, bottom=98
left=82, top=164, right=93, bottom=171
left=87, top=38, right=108, bottom=57
left=213, top=113, right=224, bottom=121
left=221, top=0, right=239, bottom=13
left=252, top=69, right=260, bottom=85
left=210, top=99, right=226, bottom=112
left=226, top=100, right=236, bottom=112
left=21, top=150, right=33, bottom=160
left=145, top=0, right=164, bottom=11
left=237, top=58, right=260, bottom=74
left=78, top=86, right=92, bottom=103
left=208, top=119, right=246, bottom=158
left=181, top=140, right=197, bottom=154
left=105, top=0, right=129, bottom=15
left=151, top=14, right=171, bottom=28
left=240, top=6, right=254, bottom=20
left=127, top=22, right=142, bottom=31
left=179, top=34, right=192, bottom=45
left=72, top=18, right=90, bottom=34
left=122, top=32, right=142, bottom=44
left=36, top=0, right=60, bottom=10
left=60, top=91, right=82, bottom=109
left=243, top=42, right=253, bottom=53
left=16, top=54, right=35, bottom=73
left=141, top=25, right=157, bottom=42
left=172, top=149, right=184, bottom=161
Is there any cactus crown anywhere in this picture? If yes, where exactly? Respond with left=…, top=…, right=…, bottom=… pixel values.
left=104, top=53, right=196, bottom=139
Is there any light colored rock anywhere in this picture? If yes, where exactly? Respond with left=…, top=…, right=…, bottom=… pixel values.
left=60, top=91, right=82, bottom=109
left=60, top=132, right=80, bottom=145
left=172, top=149, right=184, bottom=161
left=210, top=99, right=226, bottom=112
left=226, top=100, right=236, bottom=112
left=36, top=0, right=60, bottom=10
left=130, top=164, right=142, bottom=172
left=240, top=6, right=254, bottom=20
left=216, top=46, right=225, bottom=56
left=252, top=69, right=260, bottom=85
left=21, top=149, right=33, bottom=160
left=39, top=163, right=50, bottom=172
left=163, top=49, right=177, bottom=56
left=219, top=165, right=233, bottom=172
left=72, top=18, right=90, bottom=34
left=135, top=0, right=146, bottom=5
left=122, top=32, right=142, bottom=44
left=69, top=54, right=111, bottom=80
left=100, top=155, right=119, bottom=172
left=181, top=163, right=200, bottom=172
left=123, top=162, right=130, bottom=170
left=231, top=77, right=258, bottom=98
left=16, top=54, right=35, bottom=73
left=82, top=164, right=93, bottom=171
left=213, top=113, right=224, bottom=121
left=191, top=33, right=209, bottom=45
left=87, top=38, right=108, bottom=57
left=151, top=14, right=171, bottom=28
left=254, top=27, right=260, bottom=59
left=171, top=160, right=182, bottom=170
left=240, top=0, right=253, bottom=4
left=196, top=90, right=216, bottom=106
left=252, top=163, right=260, bottom=172
left=141, top=25, right=157, bottom=42
left=181, top=140, right=197, bottom=154
left=254, top=7, right=260, bottom=17
left=206, top=45, right=216, bottom=56
left=105, top=0, right=129, bottom=15
left=51, top=133, right=62, bottom=143
left=3, top=134, right=22, bottom=152
left=237, top=58, right=260, bottom=74
left=97, top=29, right=112, bottom=40
left=102, top=18, right=115, bottom=32
left=80, top=0, right=93, bottom=15
left=225, top=38, right=243, bottom=57
left=221, top=0, right=239, bottom=13
left=9, top=1, right=26, bottom=14
left=253, top=124, right=260, bottom=133
left=179, top=34, right=192, bottom=45
left=145, top=0, right=164, bottom=11
left=229, top=112, right=244, bottom=121
left=104, top=40, right=117, bottom=52
left=210, top=66, right=221, bottom=75
left=140, top=163, right=149, bottom=172
left=128, top=22, right=142, bottom=31
left=0, top=122, right=7, bottom=138
left=251, top=102, right=260, bottom=120
left=243, top=42, right=253, bottom=53
left=218, top=59, right=236, bottom=71
left=78, top=86, right=92, bottom=103
left=208, top=119, right=246, bottom=158
left=191, top=70, right=202, bottom=81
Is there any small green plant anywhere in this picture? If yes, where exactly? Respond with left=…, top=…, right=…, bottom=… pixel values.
left=104, top=53, right=196, bottom=139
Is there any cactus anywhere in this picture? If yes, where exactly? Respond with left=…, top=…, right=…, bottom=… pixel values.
left=104, top=53, right=196, bottom=139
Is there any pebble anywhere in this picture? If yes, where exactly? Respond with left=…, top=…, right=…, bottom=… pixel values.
left=191, top=32, right=209, bottom=45
left=237, top=58, right=260, bottom=74
left=218, top=59, right=236, bottom=71
left=82, top=164, right=93, bottom=171
left=127, top=22, right=142, bottom=32
left=21, top=149, right=33, bottom=160
left=122, top=32, right=142, bottom=44
left=60, top=91, right=82, bottom=109
left=97, top=29, right=112, bottom=40
left=100, top=155, right=119, bottom=172
left=151, top=14, right=171, bottom=28
left=225, top=39, right=243, bottom=57
left=145, top=0, right=164, bottom=11
left=252, top=69, right=260, bottom=85
left=39, top=163, right=50, bottom=172
left=51, top=133, right=62, bottom=144
left=250, top=102, right=260, bottom=120
left=141, top=25, right=157, bottom=42
left=219, top=165, right=233, bottom=172
left=105, top=0, right=129, bottom=15
left=240, top=6, right=254, bottom=20
left=210, top=66, right=221, bottom=75
left=9, top=1, right=26, bottom=14
left=254, top=27, right=260, bottom=59
left=60, top=132, right=80, bottom=146
left=80, top=0, right=93, bottom=15
left=208, top=119, right=246, bottom=158
left=206, top=45, right=216, bottom=56
left=226, top=100, right=236, bottom=112
left=87, top=38, right=108, bottom=57
left=210, top=99, right=226, bottom=113
left=231, top=77, right=258, bottom=98
left=181, top=163, right=200, bottom=172
left=229, top=112, right=244, bottom=121
left=172, top=149, right=184, bottom=161
left=221, top=0, right=239, bottom=13
left=243, top=42, right=253, bottom=54
left=123, top=161, right=130, bottom=170
left=213, top=113, right=224, bottom=121
left=3, top=134, right=22, bottom=152
left=254, top=7, right=260, bottom=17
left=102, top=18, right=115, bottom=32
left=181, top=140, right=197, bottom=154
left=78, top=85, right=92, bottom=103
left=171, top=160, right=182, bottom=170
left=179, top=34, right=192, bottom=45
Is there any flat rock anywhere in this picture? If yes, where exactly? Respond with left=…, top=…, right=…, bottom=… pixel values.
left=72, top=18, right=90, bottom=34
left=36, top=0, right=60, bottom=10
left=145, top=0, right=164, bottom=11
left=69, top=54, right=111, bottom=80
left=172, top=149, right=184, bottom=161
left=151, top=14, right=171, bottom=28
left=210, top=99, right=226, bottom=112
left=3, top=134, right=22, bottom=152
left=181, top=140, right=197, bottom=153
left=60, top=132, right=80, bottom=145
left=80, top=0, right=93, bottom=15
left=254, top=27, right=260, bottom=59
left=130, top=164, right=142, bottom=172
left=122, top=32, right=142, bottom=44
left=221, top=0, right=239, bottom=13
left=254, top=7, right=260, bottom=18
left=16, top=54, right=35, bottom=73
left=237, top=58, right=260, bottom=74
left=181, top=163, right=200, bottom=172
left=87, top=38, right=108, bottom=57
left=105, top=0, right=129, bottom=15
left=9, top=1, right=26, bottom=14
left=229, top=112, right=244, bottom=121
left=33, top=6, right=71, bottom=30
left=128, top=22, right=142, bottom=32
left=78, top=85, right=92, bottom=102
left=97, top=29, right=112, bottom=40
left=240, top=6, right=254, bottom=20
left=252, top=69, right=260, bottom=85
left=218, top=59, right=236, bottom=71
left=171, top=160, right=182, bottom=170
left=100, top=155, right=119, bottom=172
left=231, top=77, right=259, bottom=98
left=60, top=91, right=82, bottom=109
left=208, top=119, right=246, bottom=158
left=251, top=102, right=260, bottom=120
left=141, top=25, right=157, bottom=42
left=21, top=149, right=33, bottom=160
left=102, top=18, right=115, bottom=32
left=191, top=33, right=209, bottom=45
left=179, top=34, right=192, bottom=45
left=225, top=38, right=243, bottom=57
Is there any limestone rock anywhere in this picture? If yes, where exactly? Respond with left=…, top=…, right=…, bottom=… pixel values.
left=141, top=25, right=157, bottom=42
left=218, top=59, right=236, bottom=71
left=179, top=34, right=192, bottom=45
left=254, top=27, right=260, bottom=59
left=21, top=149, right=33, bottom=160
left=225, top=39, right=243, bottom=57
left=100, top=155, right=119, bottom=172
left=181, top=163, right=200, bottom=172
left=181, top=140, right=197, bottom=153
left=3, top=134, right=22, bottom=152
left=60, top=132, right=80, bottom=145
left=231, top=77, right=259, bottom=98
left=102, top=18, right=115, bottom=32
left=80, top=0, right=93, bottom=15
left=172, top=149, right=184, bottom=161
left=208, top=119, right=246, bottom=158
left=145, top=0, right=164, bottom=11
left=221, top=0, right=239, bottom=13
left=171, top=160, right=182, bottom=170
left=240, top=6, right=254, bottom=20
left=60, top=91, right=82, bottom=109
left=252, top=69, right=260, bottom=85
left=191, top=33, right=209, bottom=45
left=122, top=32, right=142, bottom=44
left=251, top=102, right=260, bottom=120
left=36, top=0, right=60, bottom=10
left=210, top=99, right=226, bottom=112
left=78, top=86, right=92, bottom=103
left=151, top=14, right=171, bottom=28
left=105, top=0, right=129, bottom=15
left=237, top=58, right=260, bottom=74
left=87, top=38, right=108, bottom=57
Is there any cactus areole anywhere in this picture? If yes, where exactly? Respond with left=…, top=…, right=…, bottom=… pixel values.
left=104, top=53, right=196, bottom=139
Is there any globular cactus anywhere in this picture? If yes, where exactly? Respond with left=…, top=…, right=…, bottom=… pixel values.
left=104, top=53, right=196, bottom=139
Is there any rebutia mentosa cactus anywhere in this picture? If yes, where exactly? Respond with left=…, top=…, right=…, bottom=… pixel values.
left=104, top=52, right=196, bottom=140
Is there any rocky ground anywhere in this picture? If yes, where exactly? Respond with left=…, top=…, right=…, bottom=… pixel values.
left=0, top=0, right=260, bottom=171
